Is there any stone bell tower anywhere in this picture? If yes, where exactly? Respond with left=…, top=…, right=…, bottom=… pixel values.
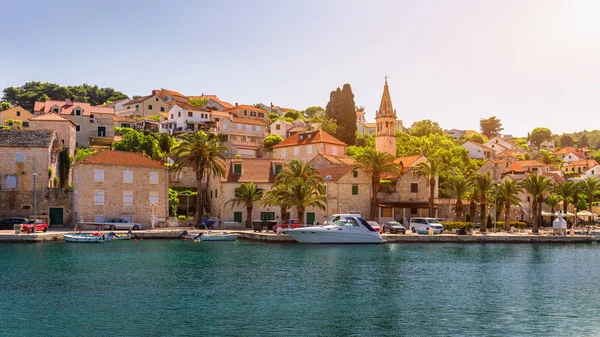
left=375, top=77, right=397, bottom=156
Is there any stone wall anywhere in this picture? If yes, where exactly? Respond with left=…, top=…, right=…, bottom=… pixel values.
left=29, top=120, right=76, bottom=158
left=0, top=188, right=73, bottom=226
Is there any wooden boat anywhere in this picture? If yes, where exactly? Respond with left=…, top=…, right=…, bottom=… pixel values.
left=198, top=233, right=239, bottom=241
left=64, top=233, right=111, bottom=243
left=108, top=232, right=132, bottom=240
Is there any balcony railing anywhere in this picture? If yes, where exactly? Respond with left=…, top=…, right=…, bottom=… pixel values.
left=89, top=131, right=114, bottom=138
left=229, top=139, right=261, bottom=148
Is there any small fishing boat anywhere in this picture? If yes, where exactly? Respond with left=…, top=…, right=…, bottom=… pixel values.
left=179, top=230, right=239, bottom=241
left=64, top=233, right=111, bottom=243
left=108, top=232, right=132, bottom=240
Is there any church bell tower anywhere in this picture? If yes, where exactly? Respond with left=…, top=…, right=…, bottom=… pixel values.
left=375, top=77, right=397, bottom=156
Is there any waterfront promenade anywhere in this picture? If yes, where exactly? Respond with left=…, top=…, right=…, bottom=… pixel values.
left=0, top=227, right=594, bottom=243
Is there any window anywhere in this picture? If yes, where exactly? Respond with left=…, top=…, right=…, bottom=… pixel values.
left=22, top=122, right=29, bottom=127
left=171, top=114, right=174, bottom=119
left=165, top=96, right=171, bottom=101
left=274, top=164, right=282, bottom=174
left=281, top=149, right=287, bottom=157
left=150, top=172, right=159, bottom=184
left=75, top=109, right=81, bottom=116
left=258, top=113, right=264, bottom=118
left=6, top=175, right=17, bottom=189
left=307, top=145, right=312, bottom=154
left=215, top=189, right=218, bottom=198
left=255, top=125, right=260, bottom=132
left=155, top=97, right=159, bottom=102
left=16, top=152, right=24, bottom=162
left=53, top=108, right=59, bottom=113
left=250, top=111, right=256, bottom=117
left=210, top=190, right=213, bottom=198
left=123, top=170, right=133, bottom=183
left=16, top=111, right=20, bottom=116
left=294, top=147, right=299, bottom=155
left=161, top=107, right=165, bottom=112
left=411, top=183, right=418, bottom=193
left=246, top=125, right=252, bottom=131
left=135, top=105, right=139, bottom=111
left=352, top=185, right=359, bottom=195
left=244, top=110, right=247, bottom=116
left=148, top=105, right=153, bottom=110
left=353, top=170, right=358, bottom=178
left=332, top=146, right=337, bottom=155
left=76, top=125, right=81, bottom=132
left=237, top=124, right=242, bottom=130
left=149, top=192, right=159, bottom=205
left=94, top=191, right=104, bottom=205
left=233, top=164, right=242, bottom=174
left=410, top=208, right=418, bottom=214
left=276, top=124, right=281, bottom=130
left=123, top=192, right=133, bottom=206
left=188, top=111, right=193, bottom=117
left=178, top=111, right=181, bottom=117
left=94, top=169, right=104, bottom=182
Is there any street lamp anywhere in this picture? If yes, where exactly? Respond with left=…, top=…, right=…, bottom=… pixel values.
left=32, top=173, right=37, bottom=233
left=324, top=175, right=332, bottom=220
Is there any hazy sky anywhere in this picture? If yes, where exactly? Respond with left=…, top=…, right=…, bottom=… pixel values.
left=2, top=0, right=599, bottom=136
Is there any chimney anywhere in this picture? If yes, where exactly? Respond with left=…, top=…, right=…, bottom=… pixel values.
left=65, top=98, right=72, bottom=106
left=235, top=102, right=238, bottom=107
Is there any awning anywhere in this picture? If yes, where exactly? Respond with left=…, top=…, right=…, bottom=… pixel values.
left=576, top=210, right=596, bottom=217
left=541, top=210, right=555, bottom=216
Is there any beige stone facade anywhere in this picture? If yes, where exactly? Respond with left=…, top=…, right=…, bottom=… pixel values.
left=73, top=151, right=169, bottom=228
left=28, top=114, right=77, bottom=158
left=272, top=130, right=347, bottom=163
left=375, top=79, right=398, bottom=156
left=117, top=94, right=170, bottom=118
left=0, top=106, right=33, bottom=125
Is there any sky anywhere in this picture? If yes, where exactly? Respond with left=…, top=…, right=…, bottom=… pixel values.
left=1, top=0, right=599, bottom=136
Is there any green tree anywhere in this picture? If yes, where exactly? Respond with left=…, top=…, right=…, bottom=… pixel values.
left=261, top=184, right=292, bottom=221
left=528, top=127, right=553, bottom=149
left=188, top=97, right=208, bottom=107
left=544, top=194, right=560, bottom=223
left=227, top=182, right=264, bottom=228
left=410, top=120, right=443, bottom=137
left=553, top=181, right=577, bottom=215
left=536, top=150, right=561, bottom=167
left=578, top=133, right=589, bottom=148
left=75, top=148, right=98, bottom=162
left=263, top=134, right=284, bottom=149
left=357, top=149, right=400, bottom=219
left=325, top=84, right=356, bottom=145
left=441, top=174, right=472, bottom=221
left=459, top=132, right=486, bottom=144
left=113, top=129, right=161, bottom=159
left=519, top=174, right=552, bottom=233
left=560, top=134, right=574, bottom=147
left=414, top=159, right=444, bottom=217
left=275, top=159, right=325, bottom=223
left=498, top=180, right=522, bottom=231
left=1, top=102, right=12, bottom=111
left=172, top=131, right=227, bottom=228
left=168, top=188, right=179, bottom=216
left=470, top=172, right=494, bottom=232
left=157, top=132, right=175, bottom=156
left=302, top=106, right=324, bottom=119
left=480, top=116, right=504, bottom=139
left=580, top=177, right=600, bottom=212
left=283, top=110, right=302, bottom=120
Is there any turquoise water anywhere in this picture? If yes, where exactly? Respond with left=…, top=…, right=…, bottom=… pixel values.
left=1, top=241, right=600, bottom=336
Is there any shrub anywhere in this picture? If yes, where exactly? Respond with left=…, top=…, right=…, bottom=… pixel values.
left=441, top=222, right=475, bottom=231
left=177, top=215, right=187, bottom=220
left=486, top=214, right=492, bottom=229
left=465, top=213, right=472, bottom=222
left=53, top=177, right=60, bottom=187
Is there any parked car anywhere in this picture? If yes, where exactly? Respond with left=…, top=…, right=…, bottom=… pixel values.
left=103, top=218, right=142, bottom=230
left=367, top=221, right=381, bottom=232
left=409, top=217, right=444, bottom=234
left=22, top=219, right=48, bottom=232
left=273, top=219, right=299, bottom=232
left=382, top=221, right=406, bottom=234
left=0, top=217, right=29, bottom=230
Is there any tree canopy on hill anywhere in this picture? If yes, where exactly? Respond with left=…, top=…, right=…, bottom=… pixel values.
left=325, top=83, right=357, bottom=146
left=2, top=82, right=129, bottom=111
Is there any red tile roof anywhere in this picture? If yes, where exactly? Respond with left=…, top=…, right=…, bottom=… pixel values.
left=224, top=105, right=268, bottom=113
left=221, top=158, right=283, bottom=183
left=555, top=147, right=576, bottom=155
left=317, top=154, right=358, bottom=166
left=272, top=130, right=346, bottom=148
left=29, top=113, right=76, bottom=126
left=34, top=100, right=114, bottom=116
left=123, top=94, right=153, bottom=106
left=564, top=159, right=598, bottom=167
left=495, top=150, right=518, bottom=158
left=393, top=155, right=424, bottom=168
left=231, top=116, right=267, bottom=126
left=75, top=150, right=165, bottom=169
left=515, top=160, right=546, bottom=167
left=211, top=110, right=232, bottom=119
left=161, top=88, right=186, bottom=97
left=317, top=166, right=356, bottom=181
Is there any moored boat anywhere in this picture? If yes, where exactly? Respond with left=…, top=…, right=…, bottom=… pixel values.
left=64, top=233, right=111, bottom=243
left=284, top=216, right=385, bottom=244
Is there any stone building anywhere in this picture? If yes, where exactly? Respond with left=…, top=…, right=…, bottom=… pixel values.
left=28, top=113, right=77, bottom=159
left=116, top=94, right=169, bottom=118
left=0, top=130, right=72, bottom=225
left=33, top=100, right=115, bottom=148
left=73, top=151, right=169, bottom=228
left=316, top=165, right=372, bottom=222
left=0, top=106, right=33, bottom=126
left=272, top=129, right=347, bottom=163
left=375, top=78, right=398, bottom=156
left=217, top=115, right=268, bottom=158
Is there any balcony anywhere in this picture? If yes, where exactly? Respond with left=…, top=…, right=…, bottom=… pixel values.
left=229, top=139, right=261, bottom=148
left=89, top=130, right=114, bottom=139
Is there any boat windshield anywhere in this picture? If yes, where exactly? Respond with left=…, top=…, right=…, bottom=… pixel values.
left=357, top=217, right=376, bottom=232
left=333, top=219, right=359, bottom=227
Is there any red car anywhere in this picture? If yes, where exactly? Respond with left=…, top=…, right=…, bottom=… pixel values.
left=22, top=219, right=48, bottom=233
left=367, top=221, right=381, bottom=232
left=273, top=219, right=299, bottom=232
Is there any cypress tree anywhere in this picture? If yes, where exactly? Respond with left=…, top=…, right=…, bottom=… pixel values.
left=325, top=84, right=357, bottom=145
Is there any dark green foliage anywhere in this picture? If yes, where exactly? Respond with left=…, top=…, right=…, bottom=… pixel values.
left=1, top=102, right=12, bottom=110
left=325, top=84, right=357, bottom=145
left=528, top=127, right=553, bottom=148
left=410, top=120, right=444, bottom=137
left=283, top=110, right=302, bottom=120
left=480, top=116, right=503, bottom=139
left=559, top=134, right=574, bottom=147
left=58, top=149, right=70, bottom=188
left=302, top=106, right=324, bottom=119
left=2, top=81, right=129, bottom=111
left=263, top=134, right=284, bottom=148
left=486, top=214, right=493, bottom=229
left=465, top=213, right=472, bottom=222
left=578, top=133, right=589, bottom=148
left=113, top=128, right=161, bottom=160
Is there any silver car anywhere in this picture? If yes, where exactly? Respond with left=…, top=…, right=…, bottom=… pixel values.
left=103, top=218, right=142, bottom=230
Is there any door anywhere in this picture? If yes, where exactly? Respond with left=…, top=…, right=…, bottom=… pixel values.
left=306, top=212, right=316, bottom=226
left=49, top=207, right=63, bottom=226
left=260, top=212, right=275, bottom=220
left=97, top=126, right=106, bottom=137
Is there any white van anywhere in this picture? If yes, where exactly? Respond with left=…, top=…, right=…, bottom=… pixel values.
left=324, top=213, right=362, bottom=225
left=409, top=217, right=444, bottom=234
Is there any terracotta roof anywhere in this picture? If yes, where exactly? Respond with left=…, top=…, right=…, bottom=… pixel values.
left=29, top=113, right=76, bottom=126
left=542, top=172, right=565, bottom=184
left=565, top=159, right=599, bottom=167
left=113, top=116, right=137, bottom=123
left=317, top=166, right=356, bottom=181
left=159, top=113, right=168, bottom=119
left=231, top=116, right=267, bottom=126
left=555, top=147, right=576, bottom=155
left=393, top=155, right=423, bottom=168
left=0, top=130, right=55, bottom=147
left=224, top=105, right=268, bottom=113
left=515, top=160, right=546, bottom=167
left=288, top=126, right=307, bottom=134
left=34, top=100, right=114, bottom=116
left=212, top=98, right=233, bottom=109
left=174, top=102, right=209, bottom=112
left=221, top=158, right=282, bottom=183
left=75, top=150, right=165, bottom=169
left=318, top=154, right=358, bottom=166
left=123, top=94, right=153, bottom=106
left=464, top=141, right=493, bottom=151
left=272, top=130, right=346, bottom=148
left=161, top=88, right=186, bottom=97
left=211, top=110, right=232, bottom=119
left=1, top=106, right=32, bottom=116
left=506, top=162, right=526, bottom=173
left=495, top=150, right=518, bottom=158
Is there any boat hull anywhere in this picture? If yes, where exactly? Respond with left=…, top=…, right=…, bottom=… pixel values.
left=285, top=228, right=384, bottom=244
left=200, top=234, right=239, bottom=241
left=64, top=234, right=111, bottom=243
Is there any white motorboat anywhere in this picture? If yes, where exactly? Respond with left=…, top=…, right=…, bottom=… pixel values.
left=64, top=233, right=111, bottom=243
left=180, top=231, right=239, bottom=241
left=284, top=216, right=385, bottom=244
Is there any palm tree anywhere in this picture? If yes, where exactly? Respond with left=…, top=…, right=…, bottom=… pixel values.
left=544, top=194, right=560, bottom=224
left=261, top=184, right=292, bottom=221
left=536, top=150, right=561, bottom=168
left=466, top=188, right=479, bottom=222
left=275, top=159, right=323, bottom=188
left=553, top=180, right=577, bottom=215
left=441, top=174, right=471, bottom=221
left=252, top=103, right=264, bottom=109
left=227, top=182, right=264, bottom=228
left=470, top=173, right=494, bottom=232
left=580, top=177, right=600, bottom=212
left=357, top=149, right=400, bottom=219
left=414, top=159, right=444, bottom=217
left=287, top=178, right=326, bottom=224
left=518, top=174, right=552, bottom=233
left=172, top=131, right=227, bottom=227
left=498, top=180, right=522, bottom=231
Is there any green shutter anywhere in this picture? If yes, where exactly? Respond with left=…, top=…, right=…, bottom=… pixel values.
left=234, top=212, right=242, bottom=223
left=215, top=189, right=218, bottom=198
left=353, top=170, right=358, bottom=177
left=306, top=212, right=316, bottom=225
left=352, top=185, right=358, bottom=195
left=233, top=164, right=242, bottom=174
